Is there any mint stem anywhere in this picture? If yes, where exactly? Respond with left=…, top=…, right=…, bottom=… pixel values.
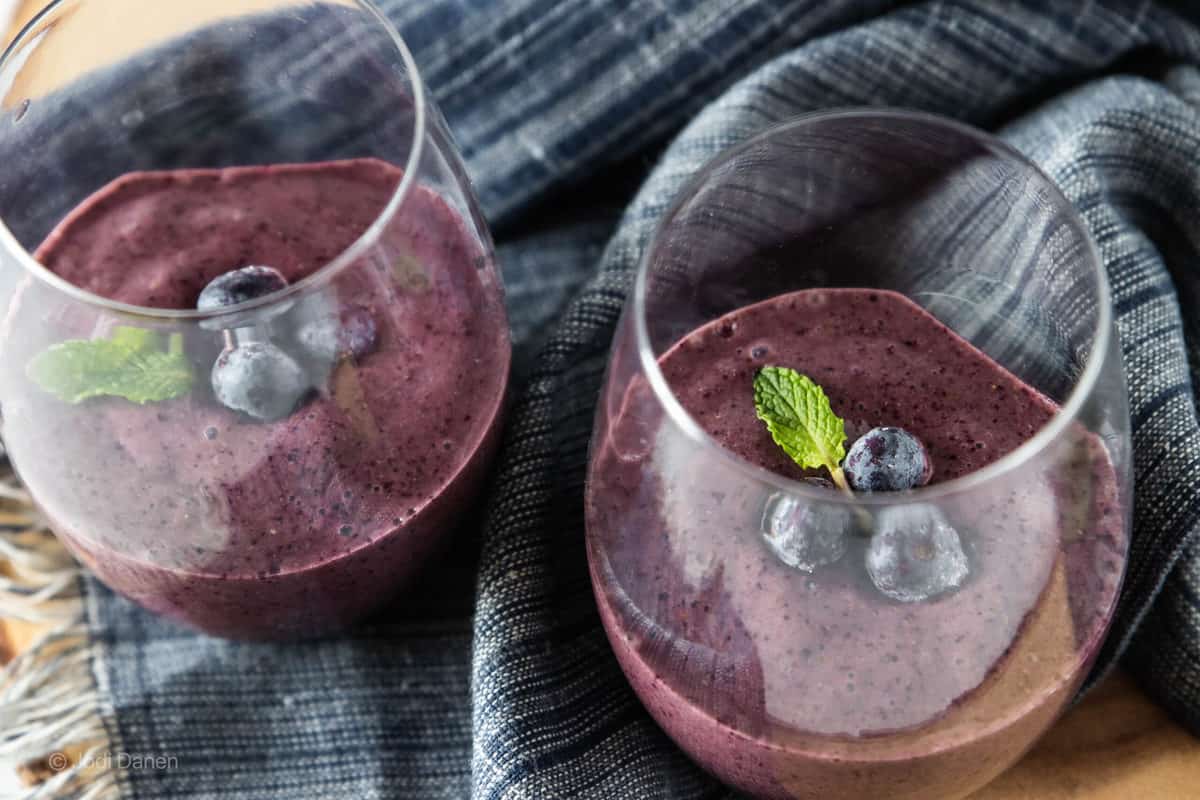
left=829, top=465, right=853, bottom=496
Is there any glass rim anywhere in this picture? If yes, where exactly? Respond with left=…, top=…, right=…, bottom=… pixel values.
left=0, top=0, right=427, bottom=322
left=632, top=107, right=1113, bottom=507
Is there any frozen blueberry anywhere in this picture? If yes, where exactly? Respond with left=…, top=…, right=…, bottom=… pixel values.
left=211, top=342, right=309, bottom=421
left=760, top=491, right=850, bottom=573
left=197, top=266, right=288, bottom=310
left=197, top=266, right=291, bottom=329
left=865, top=505, right=968, bottom=603
left=844, top=427, right=933, bottom=492
left=295, top=305, right=379, bottom=363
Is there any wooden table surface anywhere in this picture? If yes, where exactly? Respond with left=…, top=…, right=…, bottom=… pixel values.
left=3, top=1, right=1199, bottom=797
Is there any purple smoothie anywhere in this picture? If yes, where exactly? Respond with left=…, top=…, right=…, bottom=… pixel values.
left=586, top=289, right=1125, bottom=799
left=11, top=158, right=509, bottom=638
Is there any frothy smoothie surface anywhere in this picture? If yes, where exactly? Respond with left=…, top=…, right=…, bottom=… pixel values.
left=14, top=159, right=509, bottom=637
left=586, top=289, right=1125, bottom=799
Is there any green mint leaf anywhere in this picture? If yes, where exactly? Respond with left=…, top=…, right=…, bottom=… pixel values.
left=753, top=366, right=849, bottom=490
left=27, top=340, right=138, bottom=403
left=102, top=349, right=194, bottom=404
left=27, top=329, right=193, bottom=405
left=109, top=326, right=161, bottom=353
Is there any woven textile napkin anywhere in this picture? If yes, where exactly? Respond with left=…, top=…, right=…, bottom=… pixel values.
left=2, top=1, right=1200, bottom=798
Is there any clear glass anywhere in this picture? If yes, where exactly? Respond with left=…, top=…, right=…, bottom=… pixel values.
left=585, top=111, right=1131, bottom=800
left=0, top=1, right=510, bottom=638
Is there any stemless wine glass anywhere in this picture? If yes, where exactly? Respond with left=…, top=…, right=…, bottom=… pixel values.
left=585, top=111, right=1131, bottom=800
left=0, top=0, right=510, bottom=638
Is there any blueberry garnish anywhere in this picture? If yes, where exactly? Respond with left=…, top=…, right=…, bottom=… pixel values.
left=197, top=266, right=292, bottom=330
left=197, top=266, right=289, bottom=311
left=211, top=342, right=309, bottom=421
left=761, top=491, right=850, bottom=573
left=865, top=505, right=968, bottom=602
left=295, top=305, right=379, bottom=363
left=843, top=426, right=933, bottom=492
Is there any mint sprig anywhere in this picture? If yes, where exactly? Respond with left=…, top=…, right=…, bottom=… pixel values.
left=753, top=366, right=851, bottom=492
left=27, top=327, right=193, bottom=405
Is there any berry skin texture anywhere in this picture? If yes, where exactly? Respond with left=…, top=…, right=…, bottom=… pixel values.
left=844, top=427, right=933, bottom=492
left=211, top=342, right=309, bottom=421
left=197, top=266, right=289, bottom=311
left=295, top=305, right=379, bottom=364
left=761, top=489, right=851, bottom=573
left=865, top=505, right=968, bottom=603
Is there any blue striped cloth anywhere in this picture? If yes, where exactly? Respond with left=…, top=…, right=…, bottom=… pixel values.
left=5, top=1, right=1200, bottom=797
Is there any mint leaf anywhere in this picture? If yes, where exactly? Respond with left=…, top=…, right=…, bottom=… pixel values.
left=27, top=340, right=137, bottom=403
left=753, top=366, right=850, bottom=491
left=104, top=349, right=194, bottom=403
left=27, top=328, right=193, bottom=405
left=109, top=326, right=160, bottom=353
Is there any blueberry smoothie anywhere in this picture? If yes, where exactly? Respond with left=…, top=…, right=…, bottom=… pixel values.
left=6, top=158, right=509, bottom=638
left=586, top=289, right=1125, bottom=799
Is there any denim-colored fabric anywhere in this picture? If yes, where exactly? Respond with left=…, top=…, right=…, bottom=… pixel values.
left=3, top=1, right=1199, bottom=797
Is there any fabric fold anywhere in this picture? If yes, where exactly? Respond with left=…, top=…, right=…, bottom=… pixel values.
left=0, top=1, right=1197, bottom=798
